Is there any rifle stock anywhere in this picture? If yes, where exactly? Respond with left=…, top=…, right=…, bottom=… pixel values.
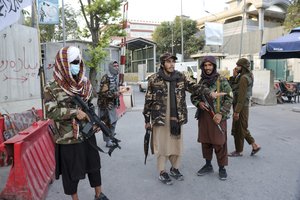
left=72, top=95, right=121, bottom=156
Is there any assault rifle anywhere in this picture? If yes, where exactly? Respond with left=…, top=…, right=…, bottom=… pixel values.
left=72, top=95, right=121, bottom=156
left=202, top=95, right=225, bottom=134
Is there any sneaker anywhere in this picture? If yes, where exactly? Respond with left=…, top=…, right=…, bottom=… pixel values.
left=105, top=140, right=113, bottom=148
left=159, top=172, right=173, bottom=185
left=197, top=164, right=213, bottom=176
left=94, top=193, right=109, bottom=200
left=219, top=168, right=227, bottom=180
left=170, top=167, right=184, bottom=181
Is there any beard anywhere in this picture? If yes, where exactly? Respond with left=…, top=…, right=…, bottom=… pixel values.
left=204, top=69, right=213, bottom=75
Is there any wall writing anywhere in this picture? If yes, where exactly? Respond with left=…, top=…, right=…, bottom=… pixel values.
left=0, top=46, right=39, bottom=83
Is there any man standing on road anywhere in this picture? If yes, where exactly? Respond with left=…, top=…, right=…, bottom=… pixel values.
left=44, top=46, right=109, bottom=200
left=191, top=56, right=233, bottom=180
left=97, top=61, right=123, bottom=147
left=228, top=58, right=261, bottom=157
left=143, top=52, right=224, bottom=185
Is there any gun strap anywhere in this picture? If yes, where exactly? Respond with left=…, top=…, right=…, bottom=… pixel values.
left=216, top=78, right=220, bottom=113
left=87, top=139, right=107, bottom=154
left=87, top=136, right=119, bottom=156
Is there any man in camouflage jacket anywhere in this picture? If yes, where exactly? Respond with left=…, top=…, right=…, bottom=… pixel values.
left=191, top=55, right=232, bottom=181
left=44, top=46, right=109, bottom=200
left=97, top=61, right=122, bottom=148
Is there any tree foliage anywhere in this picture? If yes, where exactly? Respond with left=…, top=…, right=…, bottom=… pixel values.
left=152, top=16, right=204, bottom=59
left=283, top=0, right=300, bottom=31
left=53, top=5, right=82, bottom=41
left=79, top=0, right=126, bottom=94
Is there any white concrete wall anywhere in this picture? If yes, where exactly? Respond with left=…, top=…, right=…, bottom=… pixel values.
left=290, top=59, right=300, bottom=82
left=252, top=70, right=277, bottom=105
left=0, top=24, right=41, bottom=113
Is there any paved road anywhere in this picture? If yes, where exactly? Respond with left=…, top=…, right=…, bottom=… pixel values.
left=45, top=85, right=300, bottom=200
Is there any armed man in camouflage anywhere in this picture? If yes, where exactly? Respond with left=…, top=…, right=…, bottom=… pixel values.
left=191, top=56, right=233, bottom=180
left=97, top=61, right=125, bottom=148
left=44, top=46, right=109, bottom=200
left=228, top=58, right=261, bottom=157
left=143, top=52, right=224, bottom=185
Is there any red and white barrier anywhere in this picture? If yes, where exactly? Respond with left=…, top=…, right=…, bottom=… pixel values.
left=0, top=120, right=55, bottom=200
left=116, top=94, right=126, bottom=118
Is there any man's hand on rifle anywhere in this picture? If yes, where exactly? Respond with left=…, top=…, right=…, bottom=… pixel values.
left=213, top=113, right=222, bottom=124
left=210, top=92, right=227, bottom=99
left=145, top=122, right=151, bottom=130
left=76, top=109, right=89, bottom=121
left=233, top=112, right=239, bottom=121
left=93, top=125, right=101, bottom=133
left=199, top=102, right=209, bottom=111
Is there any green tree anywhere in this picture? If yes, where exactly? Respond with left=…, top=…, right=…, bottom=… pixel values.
left=79, top=0, right=126, bottom=94
left=283, top=0, right=300, bottom=31
left=53, top=5, right=82, bottom=41
left=152, top=16, right=204, bottom=59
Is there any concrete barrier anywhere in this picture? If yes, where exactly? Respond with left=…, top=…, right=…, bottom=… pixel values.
left=122, top=86, right=135, bottom=109
left=252, top=70, right=277, bottom=105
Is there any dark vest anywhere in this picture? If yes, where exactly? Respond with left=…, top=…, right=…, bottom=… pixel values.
left=232, top=73, right=253, bottom=106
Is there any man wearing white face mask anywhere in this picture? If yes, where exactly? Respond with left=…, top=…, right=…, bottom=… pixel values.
left=97, top=61, right=122, bottom=147
left=44, top=46, right=109, bottom=200
left=70, top=59, right=81, bottom=76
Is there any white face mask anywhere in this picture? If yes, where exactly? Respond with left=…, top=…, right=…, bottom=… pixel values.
left=70, top=64, right=80, bottom=75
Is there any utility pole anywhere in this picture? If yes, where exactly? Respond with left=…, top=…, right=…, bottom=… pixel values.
left=120, top=0, right=128, bottom=85
left=62, top=0, right=66, bottom=46
left=171, top=22, right=174, bottom=55
left=180, top=0, right=184, bottom=61
left=239, top=0, right=246, bottom=58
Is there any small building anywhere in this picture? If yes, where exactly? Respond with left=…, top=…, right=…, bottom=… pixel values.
left=124, top=37, right=157, bottom=82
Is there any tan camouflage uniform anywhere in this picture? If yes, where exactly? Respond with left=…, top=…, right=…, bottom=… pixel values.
left=44, top=80, right=85, bottom=144
left=143, top=72, right=209, bottom=126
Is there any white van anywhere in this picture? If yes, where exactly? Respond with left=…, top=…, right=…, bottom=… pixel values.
left=175, top=61, right=198, bottom=79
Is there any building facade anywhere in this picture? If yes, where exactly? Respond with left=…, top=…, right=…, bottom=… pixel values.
left=195, top=0, right=299, bottom=82
left=194, top=0, right=299, bottom=105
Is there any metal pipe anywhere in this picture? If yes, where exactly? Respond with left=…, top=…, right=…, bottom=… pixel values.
left=171, top=22, right=174, bottom=54
left=62, top=0, right=66, bottom=46
left=239, top=0, right=246, bottom=58
left=180, top=0, right=184, bottom=61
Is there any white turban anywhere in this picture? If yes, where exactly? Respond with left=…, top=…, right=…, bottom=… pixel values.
left=67, top=46, right=81, bottom=63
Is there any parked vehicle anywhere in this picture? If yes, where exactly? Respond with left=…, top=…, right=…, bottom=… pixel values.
left=138, top=79, right=148, bottom=92
left=138, top=75, right=152, bottom=92
left=175, top=61, right=198, bottom=79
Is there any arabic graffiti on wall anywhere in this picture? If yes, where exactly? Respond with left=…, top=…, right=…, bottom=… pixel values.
left=0, top=24, right=40, bottom=103
left=0, top=46, right=39, bottom=72
left=0, top=46, right=39, bottom=83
